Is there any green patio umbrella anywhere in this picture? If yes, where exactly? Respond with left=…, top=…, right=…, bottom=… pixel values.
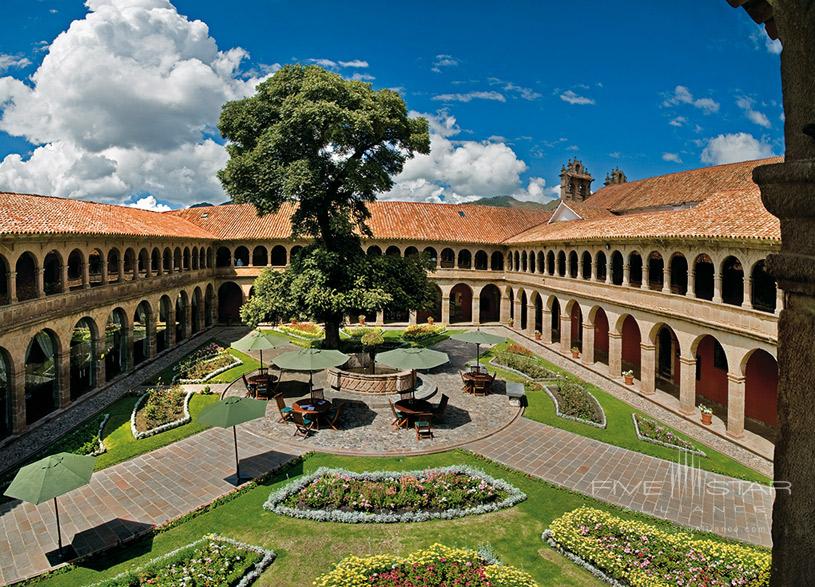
left=451, top=330, right=505, bottom=370
left=376, top=347, right=450, bottom=397
left=4, top=452, right=96, bottom=558
left=231, top=330, right=288, bottom=371
left=198, top=397, right=268, bottom=483
left=273, top=348, right=349, bottom=396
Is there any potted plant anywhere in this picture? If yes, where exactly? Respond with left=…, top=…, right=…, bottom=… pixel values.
left=507, top=318, right=514, bottom=328
left=358, top=314, right=366, bottom=325
left=361, top=330, right=384, bottom=374
left=571, top=346, right=580, bottom=359
left=534, top=329, right=542, bottom=341
left=622, top=370, right=634, bottom=385
left=699, top=404, right=713, bottom=425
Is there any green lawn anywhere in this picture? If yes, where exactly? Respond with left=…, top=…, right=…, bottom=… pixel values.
left=93, top=393, right=220, bottom=470
left=481, top=344, right=770, bottom=484
left=33, top=450, right=759, bottom=587
left=207, top=348, right=260, bottom=383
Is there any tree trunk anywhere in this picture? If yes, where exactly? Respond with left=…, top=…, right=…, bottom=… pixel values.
left=324, top=319, right=342, bottom=349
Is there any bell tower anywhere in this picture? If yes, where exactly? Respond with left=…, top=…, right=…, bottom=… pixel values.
left=559, top=159, right=594, bottom=202
left=604, top=167, right=628, bottom=186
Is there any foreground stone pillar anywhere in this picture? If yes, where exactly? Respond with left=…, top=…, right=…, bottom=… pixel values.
left=639, top=342, right=656, bottom=395
left=559, top=314, right=571, bottom=352
left=146, top=318, right=157, bottom=360
left=525, top=304, right=535, bottom=337
left=499, top=292, right=511, bottom=324
left=687, top=269, right=696, bottom=298
left=581, top=321, right=595, bottom=364
left=57, top=351, right=71, bottom=407
left=440, top=297, right=450, bottom=325
left=8, top=271, right=16, bottom=303
left=11, top=362, right=26, bottom=434
left=541, top=308, right=552, bottom=343
left=678, top=355, right=696, bottom=415
left=726, top=373, right=746, bottom=439
left=608, top=331, right=622, bottom=379
left=512, top=296, right=521, bottom=329
left=472, top=296, right=481, bottom=325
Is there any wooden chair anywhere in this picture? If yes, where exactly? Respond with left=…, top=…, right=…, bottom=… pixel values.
left=327, top=400, right=345, bottom=430
left=473, top=378, right=489, bottom=397
left=460, top=370, right=473, bottom=394
left=242, top=374, right=257, bottom=398
left=311, top=388, right=325, bottom=401
left=432, top=394, right=449, bottom=420
left=291, top=411, right=315, bottom=439
left=389, top=399, right=408, bottom=430
left=415, top=419, right=434, bottom=441
left=398, top=388, right=415, bottom=401
left=274, top=393, right=293, bottom=423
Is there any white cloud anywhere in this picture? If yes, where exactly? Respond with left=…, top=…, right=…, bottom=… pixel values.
left=431, top=54, right=459, bottom=73
left=339, top=59, right=368, bottom=68
left=0, top=54, right=31, bottom=72
left=751, top=27, right=782, bottom=54
left=384, top=111, right=552, bottom=203
left=662, top=85, right=719, bottom=114
left=351, top=72, right=375, bottom=82
left=307, top=58, right=369, bottom=70
left=432, top=91, right=506, bottom=103
left=662, top=152, right=682, bottom=163
left=669, top=116, right=686, bottom=127
left=736, top=96, right=771, bottom=128
left=0, top=0, right=268, bottom=207
left=488, top=78, right=541, bottom=101
left=700, top=132, right=774, bottom=165
left=559, top=90, right=595, bottom=105
left=127, top=194, right=171, bottom=212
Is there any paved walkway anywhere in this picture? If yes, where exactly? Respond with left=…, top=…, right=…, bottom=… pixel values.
left=0, top=426, right=304, bottom=585
left=468, top=417, right=774, bottom=547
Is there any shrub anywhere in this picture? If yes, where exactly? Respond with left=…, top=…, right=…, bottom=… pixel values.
left=633, top=414, right=701, bottom=453
left=548, top=382, right=603, bottom=424
left=545, top=507, right=770, bottom=587
left=314, top=543, right=537, bottom=587
left=493, top=351, right=557, bottom=380
left=155, top=341, right=226, bottom=384
left=279, top=321, right=324, bottom=338
left=402, top=322, right=446, bottom=342
left=345, top=325, right=377, bottom=339
left=135, top=386, right=186, bottom=432
left=264, top=466, right=527, bottom=523
left=506, top=342, right=532, bottom=356
left=49, top=413, right=107, bottom=456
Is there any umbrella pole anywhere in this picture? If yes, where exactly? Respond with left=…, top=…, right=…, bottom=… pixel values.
left=260, top=349, right=263, bottom=371
left=233, top=425, right=241, bottom=483
left=309, top=372, right=313, bottom=398
left=54, top=496, right=62, bottom=555
left=476, top=344, right=480, bottom=370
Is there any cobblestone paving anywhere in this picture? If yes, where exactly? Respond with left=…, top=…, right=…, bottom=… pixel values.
left=0, top=425, right=304, bottom=585
left=468, top=417, right=774, bottom=547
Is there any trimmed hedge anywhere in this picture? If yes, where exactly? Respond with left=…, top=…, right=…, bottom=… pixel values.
left=544, top=507, right=770, bottom=587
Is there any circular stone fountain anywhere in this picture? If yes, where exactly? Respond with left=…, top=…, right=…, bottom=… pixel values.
left=327, top=353, right=414, bottom=394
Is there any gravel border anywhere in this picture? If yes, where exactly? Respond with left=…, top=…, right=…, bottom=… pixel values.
left=264, top=465, right=527, bottom=523
left=632, top=413, right=706, bottom=457
left=88, top=533, right=276, bottom=587
left=130, top=389, right=194, bottom=440
left=542, top=384, right=607, bottom=429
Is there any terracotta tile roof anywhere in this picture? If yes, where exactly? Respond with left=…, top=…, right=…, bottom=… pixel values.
left=172, top=200, right=552, bottom=245
left=582, top=157, right=782, bottom=213
left=553, top=201, right=615, bottom=222
left=0, top=192, right=215, bottom=239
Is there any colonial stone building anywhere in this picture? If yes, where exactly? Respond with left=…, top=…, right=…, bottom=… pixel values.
left=0, top=156, right=780, bottom=455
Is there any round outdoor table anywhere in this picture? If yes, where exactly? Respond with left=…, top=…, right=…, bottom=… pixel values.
left=395, top=398, right=434, bottom=419
left=293, top=398, right=331, bottom=429
left=462, top=371, right=493, bottom=394
left=247, top=373, right=276, bottom=398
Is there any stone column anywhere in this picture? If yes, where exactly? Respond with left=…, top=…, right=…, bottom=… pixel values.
left=577, top=255, right=584, bottom=280
left=525, top=304, right=535, bottom=337
left=36, top=268, right=45, bottom=298
left=639, top=342, right=656, bottom=395
left=608, top=331, right=622, bottom=379
left=641, top=262, right=649, bottom=289
left=60, top=263, right=68, bottom=293
left=57, top=351, right=71, bottom=407
left=145, top=316, right=156, bottom=360
left=167, top=305, right=177, bottom=347
left=117, top=256, right=124, bottom=282
left=605, top=265, right=612, bottom=285
left=678, top=356, right=697, bottom=415
left=560, top=313, right=571, bottom=352
left=541, top=308, right=552, bottom=343
left=94, top=334, right=106, bottom=388
left=82, top=261, right=90, bottom=289
left=726, top=373, right=745, bottom=439
left=7, top=271, right=16, bottom=303
left=687, top=269, right=696, bottom=298
left=581, top=321, right=595, bottom=364
left=513, top=296, right=522, bottom=329
left=742, top=277, right=753, bottom=309
left=184, top=303, right=193, bottom=340
left=472, top=295, right=481, bottom=325
left=662, top=267, right=671, bottom=294
left=11, top=364, right=26, bottom=434
left=622, top=262, right=630, bottom=287
left=499, top=293, right=511, bottom=324
left=408, top=310, right=417, bottom=325
left=441, top=297, right=450, bottom=325
left=100, top=257, right=108, bottom=285
left=197, top=303, right=206, bottom=334
left=712, top=272, right=723, bottom=303
left=125, top=325, right=135, bottom=372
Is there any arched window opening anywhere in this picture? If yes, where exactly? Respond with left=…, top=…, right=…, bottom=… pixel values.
left=16, top=252, right=38, bottom=301
left=182, top=247, right=190, bottom=271
left=440, top=248, right=455, bottom=269
left=423, top=247, right=438, bottom=268
left=479, top=284, right=501, bottom=323
left=611, top=251, right=624, bottom=285
left=694, top=254, right=715, bottom=300
left=722, top=256, right=744, bottom=306
left=513, top=251, right=520, bottom=271
left=670, top=254, right=688, bottom=295
left=557, top=251, right=566, bottom=277
left=124, top=249, right=137, bottom=280
left=449, top=283, right=473, bottom=323
left=533, top=294, right=543, bottom=333
left=25, top=331, right=59, bottom=424
left=191, top=247, right=199, bottom=270
left=519, top=290, right=528, bottom=331
left=173, top=248, right=182, bottom=271
left=205, top=285, right=214, bottom=328
left=252, top=246, right=268, bottom=267
left=216, top=247, right=231, bottom=268
left=751, top=260, right=776, bottom=313
left=595, top=251, right=607, bottom=282
left=0, top=256, right=9, bottom=305
left=629, top=252, right=643, bottom=287
left=491, top=251, right=504, bottom=271
left=581, top=251, right=592, bottom=280
left=458, top=249, right=472, bottom=269
left=568, top=251, right=578, bottom=278
left=366, top=245, right=382, bottom=257
left=745, top=349, right=778, bottom=439
left=176, top=293, right=188, bottom=341
left=0, top=349, right=11, bottom=439
left=546, top=251, right=555, bottom=275
left=570, top=303, right=583, bottom=351
left=234, top=246, right=249, bottom=267
left=647, top=252, right=664, bottom=290
left=520, top=252, right=528, bottom=273
left=89, top=250, right=104, bottom=286
left=621, top=315, right=641, bottom=379
left=152, top=248, right=161, bottom=273
left=157, top=296, right=171, bottom=353
left=593, top=308, right=609, bottom=365
left=191, top=289, right=202, bottom=334
left=105, top=309, right=128, bottom=379
left=43, top=251, right=62, bottom=295
left=70, top=318, right=96, bottom=399
left=385, top=245, right=401, bottom=257
left=550, top=298, right=561, bottom=343
left=139, top=248, right=151, bottom=277
left=67, top=249, right=84, bottom=290
left=108, top=248, right=122, bottom=282
left=694, top=334, right=728, bottom=416
left=655, top=325, right=680, bottom=394
left=528, top=251, right=536, bottom=273
left=474, top=250, right=488, bottom=270
left=404, top=246, right=419, bottom=258
left=133, top=302, right=151, bottom=366
left=163, top=248, right=173, bottom=272
left=218, top=282, right=243, bottom=324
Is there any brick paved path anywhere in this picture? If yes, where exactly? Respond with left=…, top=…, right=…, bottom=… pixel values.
left=468, top=417, right=774, bottom=547
left=0, top=425, right=304, bottom=585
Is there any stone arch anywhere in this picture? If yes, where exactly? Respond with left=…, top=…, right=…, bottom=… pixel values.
left=175, top=291, right=189, bottom=341
left=205, top=284, right=215, bottom=327
left=546, top=250, right=555, bottom=275
left=513, top=251, right=520, bottom=271
left=548, top=296, right=561, bottom=343
left=449, top=283, right=473, bottom=323
left=474, top=250, right=488, bottom=270
left=205, top=247, right=213, bottom=268
left=124, top=248, right=137, bottom=280
left=568, top=250, right=579, bottom=278
left=595, top=250, right=607, bottom=282
left=191, top=287, right=202, bottom=334
left=199, top=247, right=207, bottom=269
left=518, top=288, right=528, bottom=330
left=423, top=246, right=438, bottom=268
left=557, top=251, right=566, bottom=277
left=650, top=323, right=680, bottom=394
left=105, top=308, right=129, bottom=379
left=742, top=348, right=778, bottom=433
left=152, top=248, right=162, bottom=274
left=252, top=246, right=268, bottom=267
left=581, top=250, right=592, bottom=280
left=618, top=314, right=641, bottom=379
left=70, top=317, right=98, bottom=399
left=590, top=306, right=609, bottom=365
left=416, top=283, right=442, bottom=324
left=173, top=247, right=182, bottom=271
left=628, top=251, right=643, bottom=287
left=520, top=251, right=528, bottom=273
left=367, top=245, right=382, bottom=257
left=669, top=252, right=688, bottom=295
left=181, top=247, right=190, bottom=271
left=108, top=248, right=122, bottom=281
left=67, top=248, right=85, bottom=290
left=535, top=251, right=544, bottom=274
left=43, top=250, right=63, bottom=295
left=721, top=255, right=744, bottom=306
left=568, top=301, right=583, bottom=351
left=528, top=250, right=536, bottom=273
left=216, top=246, right=231, bottom=268
left=440, top=247, right=455, bottom=269
left=610, top=250, right=624, bottom=285
left=191, top=246, right=199, bottom=270
left=157, top=295, right=172, bottom=353
left=16, top=251, right=39, bottom=301
left=163, top=247, right=173, bottom=272
left=647, top=251, right=664, bottom=290
left=133, top=300, right=152, bottom=366
left=694, top=253, right=715, bottom=300
left=270, top=245, right=287, bottom=266
left=404, top=246, right=419, bottom=257
left=479, top=284, right=501, bottom=323
left=491, top=250, right=504, bottom=271
left=385, top=245, right=402, bottom=257
left=531, top=290, right=543, bottom=333
left=751, top=259, right=776, bottom=313
left=0, top=347, right=12, bottom=439
left=218, top=281, right=243, bottom=324
left=87, top=248, right=104, bottom=286
left=690, top=333, right=729, bottom=417
left=458, top=249, right=472, bottom=269
left=234, top=246, right=249, bottom=267
left=25, top=329, right=61, bottom=424
left=0, top=253, right=9, bottom=304
left=507, top=286, right=515, bottom=321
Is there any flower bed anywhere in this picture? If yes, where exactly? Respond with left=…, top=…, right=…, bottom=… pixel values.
left=632, top=414, right=706, bottom=456
left=543, top=507, right=770, bottom=587
left=51, top=412, right=110, bottom=456
left=176, top=349, right=242, bottom=383
left=91, top=534, right=276, bottom=587
left=541, top=383, right=606, bottom=428
left=153, top=341, right=226, bottom=384
left=314, top=543, right=537, bottom=587
left=342, top=325, right=382, bottom=339
left=131, top=386, right=194, bottom=440
left=276, top=321, right=325, bottom=340
left=491, top=351, right=559, bottom=381
left=264, top=465, right=527, bottom=523
left=401, top=322, right=447, bottom=343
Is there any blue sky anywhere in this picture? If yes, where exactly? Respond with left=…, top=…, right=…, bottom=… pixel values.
left=0, top=0, right=782, bottom=209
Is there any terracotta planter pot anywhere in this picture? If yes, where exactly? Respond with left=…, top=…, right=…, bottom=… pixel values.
left=624, top=375, right=634, bottom=385
left=571, top=351, right=580, bottom=359
left=701, top=412, right=713, bottom=425
left=534, top=334, right=542, bottom=341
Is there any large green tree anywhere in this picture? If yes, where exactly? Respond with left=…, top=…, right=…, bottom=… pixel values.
left=217, top=64, right=432, bottom=347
